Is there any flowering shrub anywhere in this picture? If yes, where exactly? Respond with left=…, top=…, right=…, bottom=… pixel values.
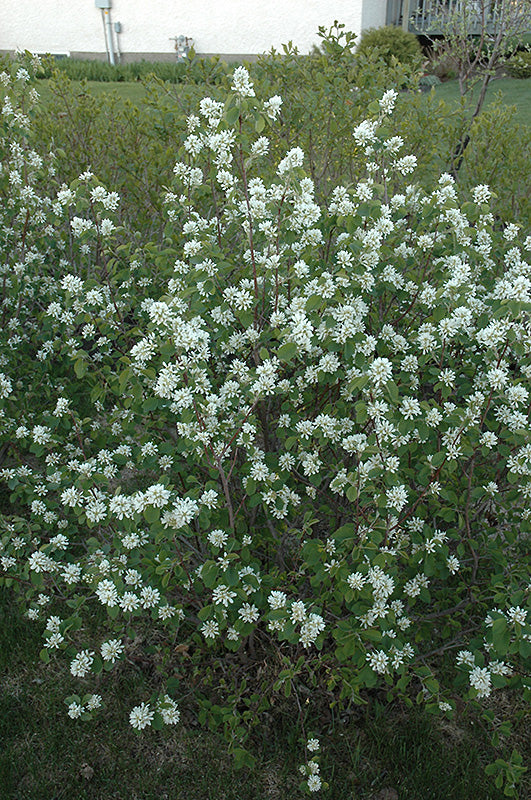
left=1, top=54, right=530, bottom=794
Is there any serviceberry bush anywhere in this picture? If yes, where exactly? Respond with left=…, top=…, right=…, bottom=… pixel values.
left=1, top=54, right=530, bottom=795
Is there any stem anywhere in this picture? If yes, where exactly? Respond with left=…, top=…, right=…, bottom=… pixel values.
left=216, top=458, right=235, bottom=531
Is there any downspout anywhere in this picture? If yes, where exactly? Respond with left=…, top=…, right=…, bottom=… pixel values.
left=95, top=0, right=116, bottom=65
left=104, top=7, right=116, bottom=65
left=100, top=7, right=110, bottom=62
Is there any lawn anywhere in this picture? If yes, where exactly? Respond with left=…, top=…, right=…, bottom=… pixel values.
left=432, top=76, right=531, bottom=127
left=36, top=76, right=531, bottom=127
left=36, top=78, right=149, bottom=106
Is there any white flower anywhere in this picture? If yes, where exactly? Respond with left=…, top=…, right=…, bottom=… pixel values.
left=101, top=639, right=124, bottom=663
left=86, top=694, right=102, bottom=711
left=379, top=89, right=398, bottom=114
left=277, top=147, right=304, bottom=176
left=129, top=702, right=154, bottom=730
left=96, top=579, right=118, bottom=607
left=386, top=485, right=408, bottom=512
left=268, top=591, right=287, bottom=609
left=208, top=529, right=228, bottom=548
left=238, top=603, right=259, bottom=623
left=456, top=650, right=475, bottom=667
left=201, top=619, right=219, bottom=639
left=143, top=483, right=171, bottom=508
left=32, top=425, right=51, bottom=445
left=119, top=592, right=140, bottom=612
left=251, top=136, right=269, bottom=157
left=70, top=216, right=94, bottom=237
left=394, top=155, right=417, bottom=175
left=472, top=184, right=491, bottom=204
left=99, top=218, right=115, bottom=236
left=140, top=586, right=160, bottom=609
left=446, top=556, right=460, bottom=574
left=353, top=119, right=378, bottom=146
left=290, top=600, right=307, bottom=623
left=263, top=95, right=282, bottom=120
left=369, top=357, right=392, bottom=387
left=0, top=372, right=12, bottom=398
left=367, top=649, right=389, bottom=674
left=61, top=564, right=82, bottom=584
left=212, top=585, right=236, bottom=607
left=307, top=774, right=322, bottom=792
left=307, top=738, right=320, bottom=752
left=67, top=701, right=84, bottom=719
left=347, top=572, right=366, bottom=590
left=44, top=631, right=64, bottom=649
left=401, top=397, right=421, bottom=419
left=231, top=66, right=255, bottom=97
left=507, top=606, right=527, bottom=625
left=469, top=666, right=491, bottom=698
left=70, top=650, right=94, bottom=678
left=158, top=695, right=180, bottom=724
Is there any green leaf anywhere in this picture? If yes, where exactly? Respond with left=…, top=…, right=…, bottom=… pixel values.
left=430, top=452, right=446, bottom=468
left=224, top=104, right=240, bottom=126
left=202, top=562, right=219, bottom=588
left=151, top=712, right=164, bottom=730
left=355, top=401, right=367, bottom=423
left=233, top=747, right=256, bottom=770
left=492, top=617, right=511, bottom=656
left=143, top=506, right=160, bottom=524
left=277, top=342, right=298, bottom=362
left=386, top=380, right=399, bottom=404
left=30, top=570, right=44, bottom=589
left=74, top=358, right=88, bottom=378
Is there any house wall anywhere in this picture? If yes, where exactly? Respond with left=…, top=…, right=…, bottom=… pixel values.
left=361, top=1, right=388, bottom=33
left=0, top=0, right=388, bottom=60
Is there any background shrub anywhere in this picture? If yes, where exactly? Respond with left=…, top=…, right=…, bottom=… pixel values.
left=355, top=25, right=423, bottom=69
left=505, top=49, right=531, bottom=79
left=36, top=54, right=231, bottom=85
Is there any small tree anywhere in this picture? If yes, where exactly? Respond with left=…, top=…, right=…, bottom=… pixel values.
left=425, top=0, right=531, bottom=171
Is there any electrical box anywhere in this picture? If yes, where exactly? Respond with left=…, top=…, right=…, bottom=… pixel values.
left=114, top=22, right=122, bottom=33
left=95, top=0, right=111, bottom=8
left=174, top=35, right=193, bottom=61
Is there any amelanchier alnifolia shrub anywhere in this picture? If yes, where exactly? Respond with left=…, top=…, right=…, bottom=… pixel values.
left=1, top=55, right=530, bottom=794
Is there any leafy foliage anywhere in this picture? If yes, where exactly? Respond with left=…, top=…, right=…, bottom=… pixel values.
left=355, top=25, right=423, bottom=70
left=36, top=53, right=231, bottom=85
left=0, top=50, right=530, bottom=798
left=506, top=49, right=531, bottom=79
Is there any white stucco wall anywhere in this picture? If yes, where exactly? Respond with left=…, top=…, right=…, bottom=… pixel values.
left=362, top=1, right=388, bottom=32
left=1, top=0, right=389, bottom=58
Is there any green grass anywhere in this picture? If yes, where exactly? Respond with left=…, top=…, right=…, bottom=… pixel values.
left=35, top=76, right=531, bottom=126
left=1, top=590, right=526, bottom=800
left=432, top=77, right=531, bottom=127
left=36, top=79, right=149, bottom=106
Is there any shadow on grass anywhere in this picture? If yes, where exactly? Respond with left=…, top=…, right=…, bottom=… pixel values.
left=0, top=589, right=523, bottom=800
